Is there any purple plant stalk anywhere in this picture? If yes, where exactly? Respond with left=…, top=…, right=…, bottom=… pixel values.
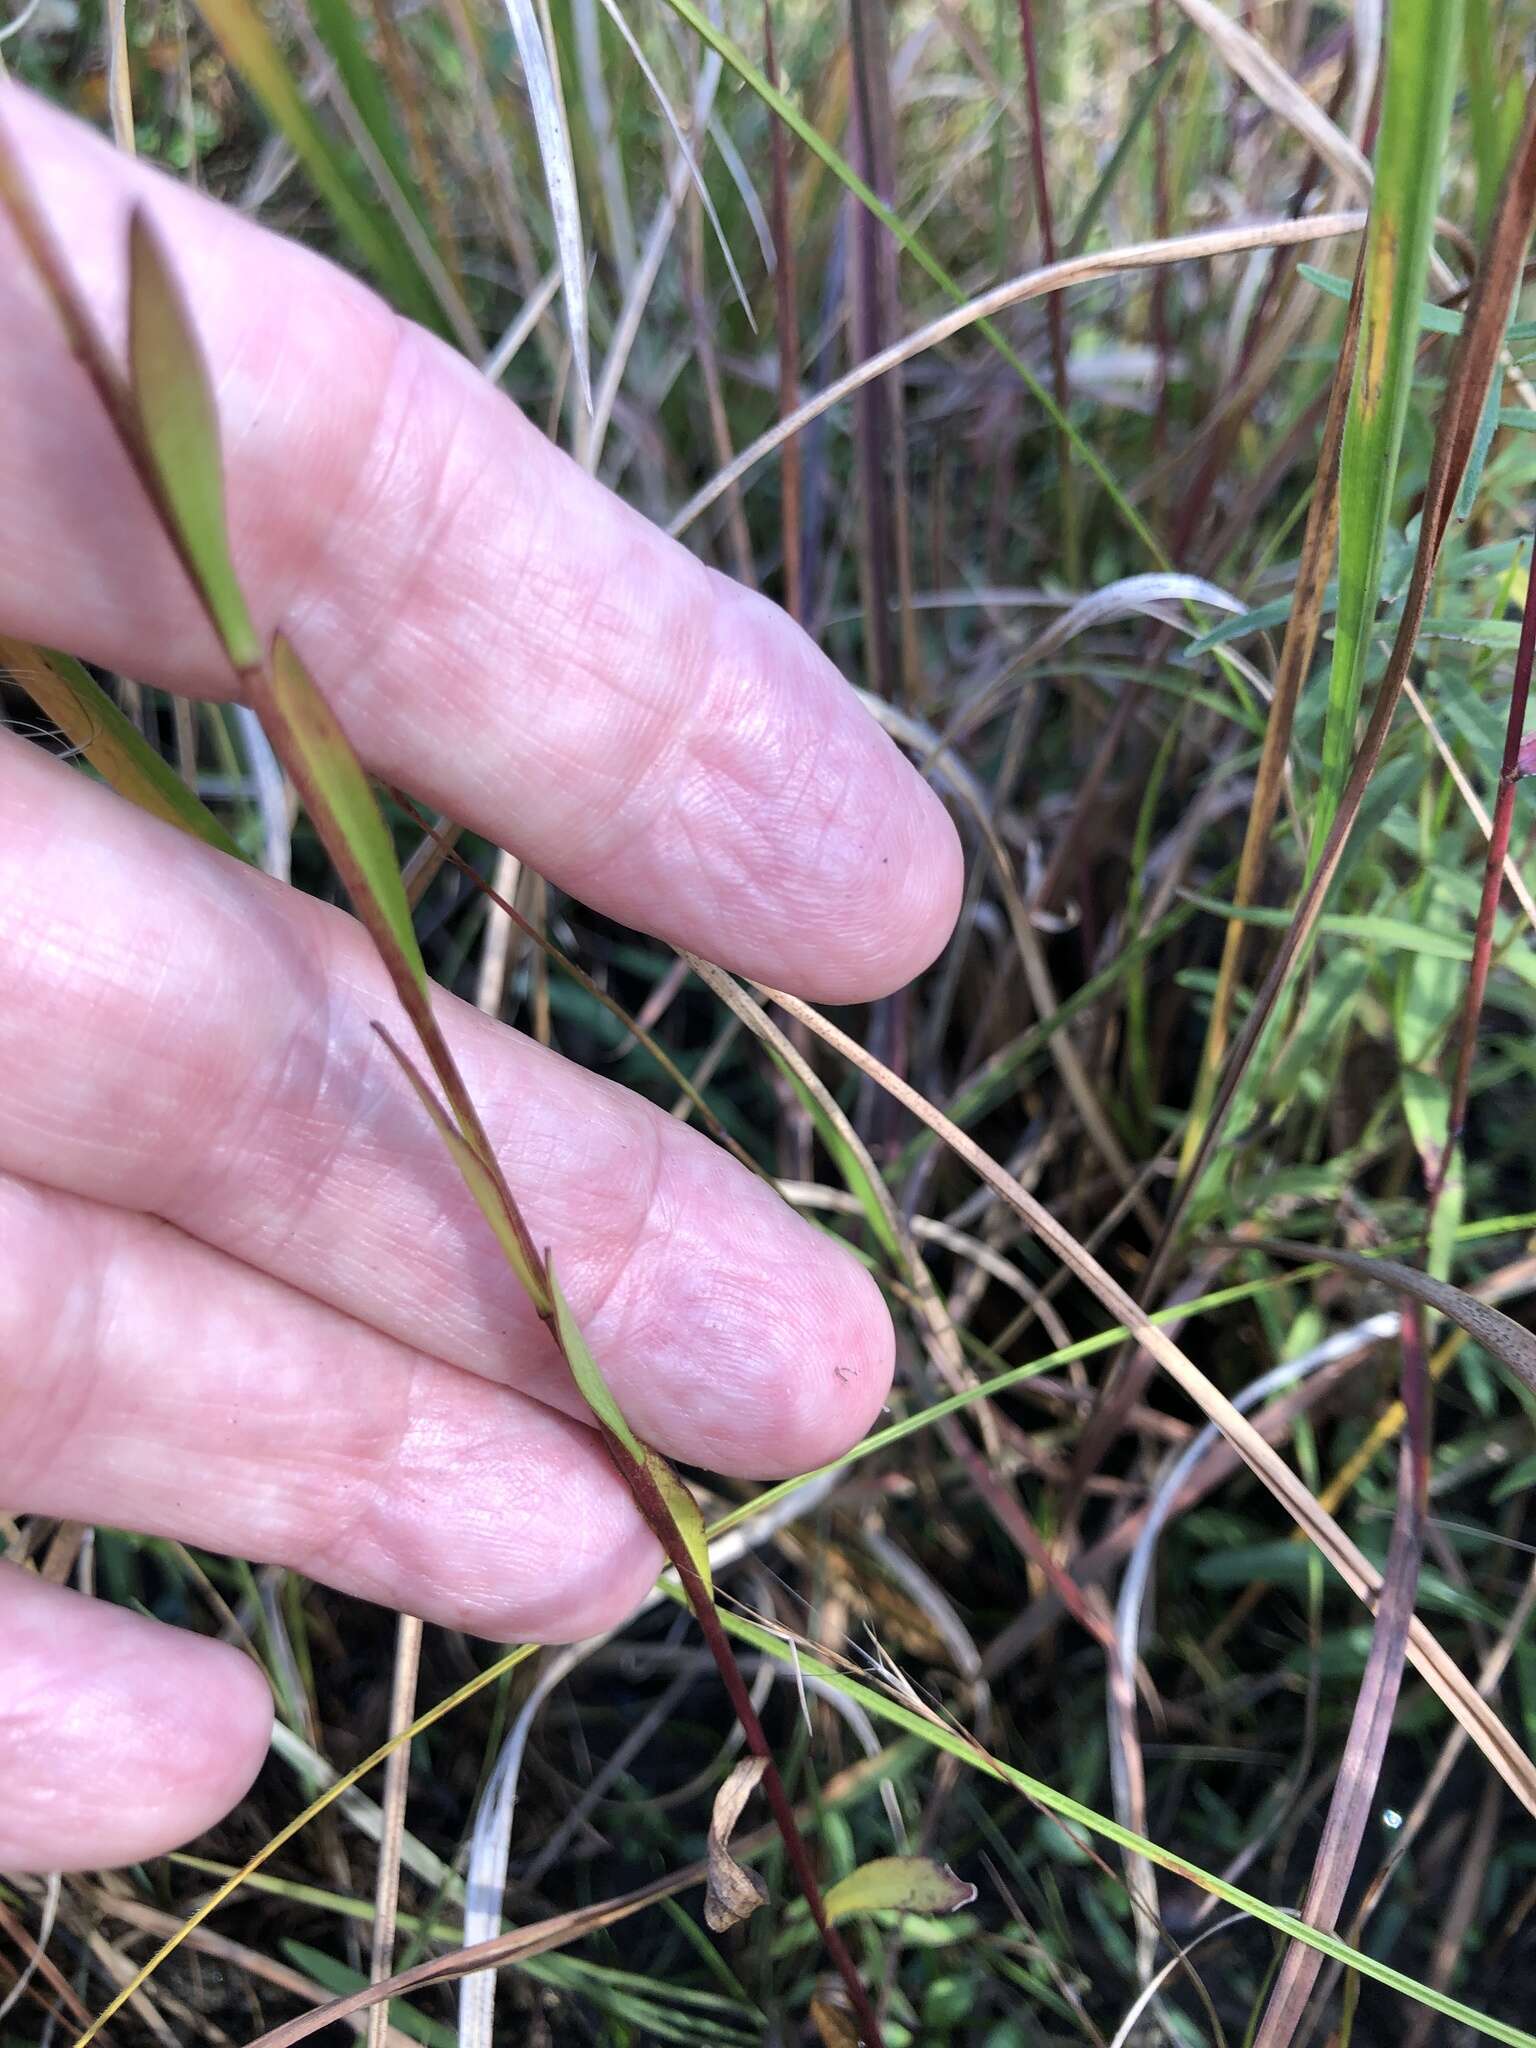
left=1433, top=539, right=1536, bottom=1203
left=1016, top=0, right=1075, bottom=577
left=1148, top=0, right=1171, bottom=451
left=621, top=1449, right=887, bottom=2048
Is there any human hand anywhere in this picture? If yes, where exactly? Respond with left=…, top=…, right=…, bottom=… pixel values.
left=0, top=85, right=960, bottom=1874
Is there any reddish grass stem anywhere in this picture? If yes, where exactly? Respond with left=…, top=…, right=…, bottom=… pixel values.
left=1016, top=0, right=1075, bottom=580
left=608, top=1429, right=886, bottom=2047
left=763, top=3, right=802, bottom=625
left=1435, top=538, right=1536, bottom=1196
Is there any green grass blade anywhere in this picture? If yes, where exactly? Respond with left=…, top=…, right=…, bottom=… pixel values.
left=306, top=0, right=420, bottom=216
left=1, top=641, right=242, bottom=857
left=194, top=0, right=445, bottom=334
left=704, top=1609, right=1536, bottom=2048
left=264, top=637, right=427, bottom=997
left=373, top=1024, right=548, bottom=1308
left=548, top=1258, right=711, bottom=1593
left=259, top=638, right=554, bottom=1304
left=127, top=209, right=261, bottom=670
left=1311, top=0, right=1462, bottom=860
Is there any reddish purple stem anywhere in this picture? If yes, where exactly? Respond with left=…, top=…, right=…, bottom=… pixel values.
left=1435, top=541, right=1536, bottom=1195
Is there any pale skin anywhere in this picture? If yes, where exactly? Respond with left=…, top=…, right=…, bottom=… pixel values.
left=0, top=86, right=963, bottom=1873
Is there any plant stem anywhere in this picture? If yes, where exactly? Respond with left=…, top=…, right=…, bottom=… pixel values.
left=1435, top=540, right=1536, bottom=1197
left=606, top=1428, right=887, bottom=2047
left=1016, top=0, right=1077, bottom=583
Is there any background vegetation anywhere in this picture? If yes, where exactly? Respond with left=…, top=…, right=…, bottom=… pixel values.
left=8, top=2, right=1536, bottom=2044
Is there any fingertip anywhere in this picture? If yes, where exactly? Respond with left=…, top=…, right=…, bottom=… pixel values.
left=696, top=583, right=965, bottom=1003
left=0, top=1568, right=273, bottom=1871
left=808, top=759, right=965, bottom=1003
left=766, top=1229, right=897, bottom=1474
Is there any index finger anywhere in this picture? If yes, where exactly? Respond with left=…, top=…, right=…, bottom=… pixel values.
left=0, top=86, right=961, bottom=1002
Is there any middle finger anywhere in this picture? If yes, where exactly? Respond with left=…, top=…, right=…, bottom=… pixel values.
left=1, top=734, right=892, bottom=1479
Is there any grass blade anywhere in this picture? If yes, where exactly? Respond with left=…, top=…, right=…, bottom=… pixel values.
left=0, top=639, right=240, bottom=858
left=708, top=1609, right=1536, bottom=2048
left=127, top=208, right=261, bottom=670
left=194, top=0, right=445, bottom=334
left=501, top=0, right=591, bottom=412
left=1241, top=1240, right=1536, bottom=1397
left=1163, top=83, right=1536, bottom=1255
left=754, top=976, right=1536, bottom=1822
left=659, top=0, right=1167, bottom=568
left=1176, top=246, right=1364, bottom=1181
left=1252, top=1373, right=1426, bottom=2048
left=1312, top=0, right=1462, bottom=857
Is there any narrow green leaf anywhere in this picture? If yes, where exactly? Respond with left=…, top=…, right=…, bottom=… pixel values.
left=1, top=638, right=241, bottom=858
left=1465, top=0, right=1509, bottom=237
left=702, top=1606, right=1536, bottom=2048
left=548, top=1257, right=713, bottom=1595
left=646, top=1454, right=713, bottom=1601
left=127, top=210, right=260, bottom=670
left=259, top=637, right=536, bottom=1245
left=194, top=0, right=444, bottom=334
left=1454, top=373, right=1505, bottom=521
left=823, top=1858, right=978, bottom=1926
left=1298, top=261, right=1463, bottom=337
left=1312, top=0, right=1463, bottom=860
left=547, top=1255, right=642, bottom=1460
left=373, top=1026, right=548, bottom=1309
left=773, top=1057, right=900, bottom=1261
left=264, top=637, right=425, bottom=996
left=306, top=0, right=419, bottom=213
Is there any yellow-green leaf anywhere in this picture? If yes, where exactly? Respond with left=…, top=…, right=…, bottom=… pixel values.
left=2, top=639, right=240, bottom=858
left=259, top=638, right=547, bottom=1308
left=645, top=1449, right=712, bottom=1601
left=127, top=210, right=260, bottom=671
left=549, top=1256, right=713, bottom=1596
left=823, top=1857, right=978, bottom=1926
left=373, top=1026, right=549, bottom=1310
left=263, top=636, right=427, bottom=1002
left=547, top=1256, right=643, bottom=1459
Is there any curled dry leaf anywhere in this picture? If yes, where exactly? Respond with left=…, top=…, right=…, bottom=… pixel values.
left=1244, top=1239, right=1536, bottom=1399
left=810, top=1997, right=863, bottom=2048
left=703, top=1757, right=769, bottom=1932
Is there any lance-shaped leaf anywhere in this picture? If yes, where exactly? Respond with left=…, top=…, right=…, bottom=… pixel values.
left=259, top=646, right=713, bottom=1603
left=263, top=649, right=470, bottom=1079
left=373, top=1026, right=548, bottom=1310
left=823, top=1857, right=978, bottom=1925
left=548, top=1257, right=713, bottom=1598
left=1, top=639, right=240, bottom=858
left=126, top=209, right=261, bottom=672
